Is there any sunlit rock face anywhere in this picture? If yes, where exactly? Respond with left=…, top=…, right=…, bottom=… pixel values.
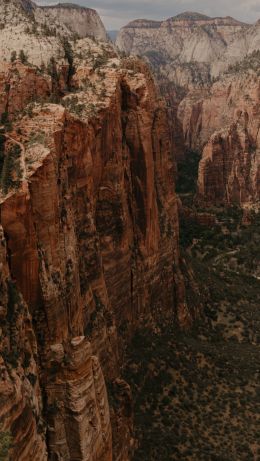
left=0, top=0, right=108, bottom=66
left=116, top=12, right=256, bottom=85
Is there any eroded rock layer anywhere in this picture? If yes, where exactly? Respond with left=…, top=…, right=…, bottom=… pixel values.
left=117, top=14, right=260, bottom=207
left=0, top=8, right=193, bottom=457
left=0, top=225, right=47, bottom=460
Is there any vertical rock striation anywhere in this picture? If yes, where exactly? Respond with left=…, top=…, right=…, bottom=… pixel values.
left=0, top=22, right=194, bottom=458
left=0, top=226, right=47, bottom=460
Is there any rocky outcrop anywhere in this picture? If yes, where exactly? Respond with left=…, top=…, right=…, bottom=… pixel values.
left=0, top=62, right=51, bottom=121
left=177, top=68, right=260, bottom=206
left=197, top=116, right=260, bottom=205
left=0, top=17, right=195, bottom=458
left=177, top=69, right=260, bottom=149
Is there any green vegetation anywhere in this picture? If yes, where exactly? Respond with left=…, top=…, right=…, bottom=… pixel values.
left=61, top=95, right=84, bottom=116
left=176, top=150, right=200, bottom=195
left=0, top=134, right=5, bottom=175
left=226, top=50, right=260, bottom=76
left=19, top=49, right=28, bottom=64
left=63, top=39, right=75, bottom=85
left=93, top=52, right=109, bottom=70
left=7, top=279, right=21, bottom=323
left=41, top=23, right=57, bottom=37
left=10, top=51, right=17, bottom=63
left=0, top=143, right=22, bottom=194
left=27, top=130, right=46, bottom=147
left=47, top=57, right=59, bottom=81
left=0, top=431, right=12, bottom=461
left=124, top=153, right=260, bottom=460
left=1, top=280, right=24, bottom=369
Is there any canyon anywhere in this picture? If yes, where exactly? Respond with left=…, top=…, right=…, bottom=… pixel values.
left=117, top=12, right=260, bottom=207
left=117, top=12, right=260, bottom=461
left=0, top=2, right=259, bottom=461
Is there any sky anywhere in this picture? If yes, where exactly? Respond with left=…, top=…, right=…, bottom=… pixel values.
left=35, top=0, right=260, bottom=30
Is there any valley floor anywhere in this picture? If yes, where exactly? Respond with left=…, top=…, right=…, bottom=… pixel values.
left=122, top=154, right=260, bottom=461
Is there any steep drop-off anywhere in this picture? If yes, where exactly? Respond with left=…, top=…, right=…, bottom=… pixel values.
left=0, top=3, right=197, bottom=459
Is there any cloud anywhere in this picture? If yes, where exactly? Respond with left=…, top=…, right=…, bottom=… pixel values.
left=34, top=0, right=260, bottom=29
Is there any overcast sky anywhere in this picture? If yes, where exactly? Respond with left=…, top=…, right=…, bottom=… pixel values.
left=35, top=0, right=260, bottom=30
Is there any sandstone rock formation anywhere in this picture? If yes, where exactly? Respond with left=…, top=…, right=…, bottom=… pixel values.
left=0, top=0, right=108, bottom=66
left=178, top=68, right=260, bottom=205
left=0, top=225, right=47, bottom=460
left=197, top=115, right=260, bottom=206
left=117, top=13, right=260, bottom=208
left=36, top=3, right=108, bottom=41
left=116, top=12, right=259, bottom=84
left=0, top=3, right=196, bottom=459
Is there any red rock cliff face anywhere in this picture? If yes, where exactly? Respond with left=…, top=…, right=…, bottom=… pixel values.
left=169, top=67, right=260, bottom=207
left=0, top=53, right=191, bottom=460
left=0, top=225, right=47, bottom=460
left=192, top=73, right=260, bottom=206
left=197, top=114, right=260, bottom=205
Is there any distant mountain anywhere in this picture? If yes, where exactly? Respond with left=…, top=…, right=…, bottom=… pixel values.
left=116, top=11, right=255, bottom=80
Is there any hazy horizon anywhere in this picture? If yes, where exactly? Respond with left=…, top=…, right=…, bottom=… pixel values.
left=34, top=1, right=259, bottom=30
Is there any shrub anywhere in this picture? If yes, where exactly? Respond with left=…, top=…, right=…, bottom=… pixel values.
left=0, top=431, right=12, bottom=461
left=19, top=49, right=28, bottom=64
left=0, top=143, right=22, bottom=194
left=10, top=51, right=16, bottom=63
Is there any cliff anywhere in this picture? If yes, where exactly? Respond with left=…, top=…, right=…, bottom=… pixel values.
left=117, top=14, right=260, bottom=207
left=116, top=12, right=253, bottom=84
left=0, top=6, right=195, bottom=459
left=0, top=0, right=108, bottom=66
left=197, top=115, right=260, bottom=205
left=35, top=3, right=108, bottom=41
left=180, top=67, right=260, bottom=205
left=0, top=225, right=47, bottom=460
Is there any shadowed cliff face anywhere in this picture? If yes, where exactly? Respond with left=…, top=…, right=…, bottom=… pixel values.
left=0, top=225, right=47, bottom=460
left=197, top=117, right=260, bottom=205
left=0, top=22, right=198, bottom=457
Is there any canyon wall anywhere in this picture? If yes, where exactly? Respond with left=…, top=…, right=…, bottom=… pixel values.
left=0, top=225, right=47, bottom=460
left=179, top=70, right=260, bottom=205
left=117, top=13, right=260, bottom=207
left=116, top=12, right=258, bottom=84
left=0, top=2, right=196, bottom=459
left=35, top=3, right=108, bottom=41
